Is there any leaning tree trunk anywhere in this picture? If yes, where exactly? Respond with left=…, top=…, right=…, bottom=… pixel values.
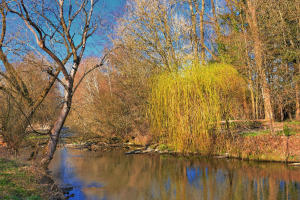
left=6, top=0, right=98, bottom=168
left=40, top=85, right=72, bottom=168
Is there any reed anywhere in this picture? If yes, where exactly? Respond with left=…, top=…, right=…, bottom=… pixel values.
left=148, top=63, right=246, bottom=153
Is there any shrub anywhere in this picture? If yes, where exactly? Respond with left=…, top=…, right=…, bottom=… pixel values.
left=148, top=63, right=247, bottom=153
left=67, top=58, right=151, bottom=141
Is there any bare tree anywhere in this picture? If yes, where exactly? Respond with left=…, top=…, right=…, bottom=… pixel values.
left=0, top=3, right=60, bottom=152
left=4, top=0, right=106, bottom=167
left=245, top=0, right=274, bottom=125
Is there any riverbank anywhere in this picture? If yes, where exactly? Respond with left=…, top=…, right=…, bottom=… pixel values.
left=0, top=129, right=299, bottom=199
left=67, top=130, right=300, bottom=163
left=0, top=147, right=65, bottom=200
left=1, top=124, right=299, bottom=199
left=219, top=133, right=300, bottom=162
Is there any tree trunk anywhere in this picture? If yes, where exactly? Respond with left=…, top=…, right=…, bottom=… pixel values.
left=200, top=0, right=205, bottom=63
left=255, top=90, right=259, bottom=119
left=246, top=0, right=274, bottom=130
left=280, top=104, right=284, bottom=121
left=249, top=80, right=256, bottom=119
left=261, top=74, right=274, bottom=121
left=188, top=0, right=199, bottom=65
left=210, top=0, right=218, bottom=34
left=240, top=3, right=254, bottom=119
left=295, top=63, right=300, bottom=120
left=243, top=90, right=249, bottom=119
left=40, top=86, right=72, bottom=168
left=160, top=8, right=177, bottom=69
left=295, top=0, right=300, bottom=121
left=195, top=0, right=205, bottom=64
left=288, top=111, right=292, bottom=120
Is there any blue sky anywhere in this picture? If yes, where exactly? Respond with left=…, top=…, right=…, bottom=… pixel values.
left=0, top=0, right=126, bottom=75
left=3, top=0, right=126, bottom=60
left=84, top=0, right=126, bottom=57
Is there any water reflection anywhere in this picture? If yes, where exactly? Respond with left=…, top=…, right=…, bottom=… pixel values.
left=49, top=148, right=300, bottom=200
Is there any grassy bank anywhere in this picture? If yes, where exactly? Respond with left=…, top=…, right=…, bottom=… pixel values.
left=0, top=158, right=44, bottom=199
left=221, top=133, right=300, bottom=162
left=0, top=157, right=63, bottom=200
left=149, top=129, right=300, bottom=162
left=67, top=126, right=300, bottom=163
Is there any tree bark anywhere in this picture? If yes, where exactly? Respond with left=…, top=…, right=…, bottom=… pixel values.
left=295, top=56, right=300, bottom=121
left=246, top=0, right=274, bottom=130
left=295, top=0, right=300, bottom=120
left=194, top=0, right=205, bottom=64
left=243, top=90, right=249, bottom=119
left=296, top=72, right=300, bottom=120
left=249, top=77, right=256, bottom=119
left=40, top=83, right=72, bottom=168
left=200, top=0, right=205, bottom=63
left=239, top=4, right=254, bottom=119
left=188, top=0, right=199, bottom=65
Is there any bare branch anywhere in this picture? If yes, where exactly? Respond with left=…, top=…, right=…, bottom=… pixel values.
left=5, top=1, right=71, bottom=80
left=73, top=51, right=109, bottom=94
left=0, top=5, right=6, bottom=48
left=46, top=69, right=68, bottom=90
left=67, top=0, right=87, bottom=32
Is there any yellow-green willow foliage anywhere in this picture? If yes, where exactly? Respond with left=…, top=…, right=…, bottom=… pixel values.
left=149, top=64, right=247, bottom=153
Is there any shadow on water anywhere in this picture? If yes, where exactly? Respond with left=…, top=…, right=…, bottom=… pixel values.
left=49, top=148, right=300, bottom=200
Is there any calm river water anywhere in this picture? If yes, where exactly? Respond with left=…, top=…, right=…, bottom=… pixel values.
left=49, top=148, right=300, bottom=200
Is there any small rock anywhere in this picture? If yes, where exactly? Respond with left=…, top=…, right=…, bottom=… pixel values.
left=90, top=144, right=99, bottom=151
left=60, top=184, right=73, bottom=194
left=40, top=175, right=54, bottom=184
left=159, top=150, right=169, bottom=154
left=289, top=163, right=300, bottom=166
left=125, top=150, right=142, bottom=154
left=215, top=155, right=227, bottom=159
left=142, top=147, right=154, bottom=153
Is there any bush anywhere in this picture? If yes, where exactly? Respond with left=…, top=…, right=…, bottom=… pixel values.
left=148, top=63, right=247, bottom=153
left=0, top=95, right=29, bottom=153
left=67, top=58, right=151, bottom=141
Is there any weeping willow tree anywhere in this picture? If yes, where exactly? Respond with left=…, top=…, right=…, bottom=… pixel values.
left=149, top=63, right=247, bottom=153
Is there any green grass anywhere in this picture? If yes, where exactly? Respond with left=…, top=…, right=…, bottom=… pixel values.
left=26, top=134, right=49, bottom=140
left=241, top=126, right=298, bottom=137
left=157, top=144, right=174, bottom=152
left=284, top=121, right=300, bottom=125
left=241, top=130, right=270, bottom=137
left=0, top=159, right=43, bottom=200
left=276, top=128, right=298, bottom=136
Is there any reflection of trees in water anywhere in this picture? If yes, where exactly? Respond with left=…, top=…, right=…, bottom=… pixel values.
left=52, top=149, right=300, bottom=200
left=50, top=149, right=87, bottom=199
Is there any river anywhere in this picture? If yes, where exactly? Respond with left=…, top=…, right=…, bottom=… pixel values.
left=49, top=148, right=300, bottom=200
